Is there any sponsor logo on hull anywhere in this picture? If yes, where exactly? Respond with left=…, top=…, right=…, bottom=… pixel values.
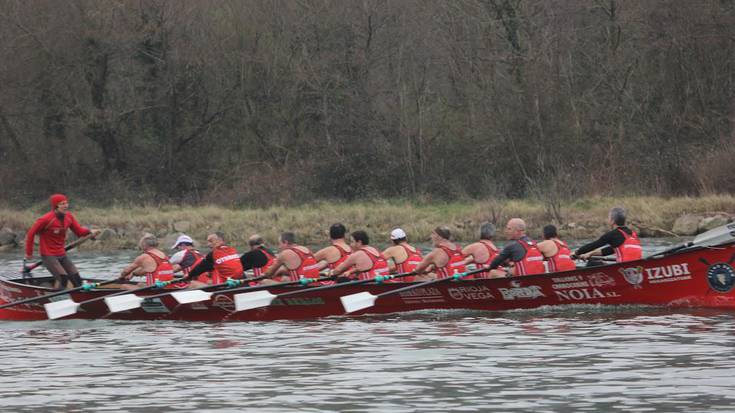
left=619, top=267, right=644, bottom=286
left=707, top=263, right=735, bottom=293
left=212, top=295, right=235, bottom=312
left=555, top=288, right=621, bottom=302
left=551, top=273, right=617, bottom=291
left=448, top=286, right=495, bottom=301
left=644, top=264, right=691, bottom=284
left=400, top=287, right=445, bottom=304
left=498, top=284, right=545, bottom=300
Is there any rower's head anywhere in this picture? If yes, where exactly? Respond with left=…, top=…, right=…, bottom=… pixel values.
left=139, top=233, right=158, bottom=251
left=171, top=234, right=194, bottom=250
left=480, top=222, right=496, bottom=240
left=431, top=226, right=451, bottom=246
left=350, top=230, right=369, bottom=248
left=608, top=207, right=627, bottom=227
left=504, top=218, right=526, bottom=240
left=329, top=223, right=347, bottom=241
left=279, top=232, right=296, bottom=248
left=50, top=193, right=68, bottom=212
left=206, top=232, right=226, bottom=249
left=390, top=228, right=407, bottom=245
left=248, top=234, right=265, bottom=250
left=543, top=225, right=558, bottom=240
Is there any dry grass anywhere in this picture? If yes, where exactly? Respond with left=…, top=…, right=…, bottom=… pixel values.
left=1, top=195, right=733, bottom=251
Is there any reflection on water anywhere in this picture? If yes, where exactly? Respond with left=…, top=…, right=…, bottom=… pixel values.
left=1, top=311, right=735, bottom=412
left=2, top=239, right=735, bottom=412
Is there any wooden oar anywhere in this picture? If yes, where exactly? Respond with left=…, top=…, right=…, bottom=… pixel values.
left=340, top=267, right=487, bottom=314
left=44, top=278, right=185, bottom=320
left=0, top=278, right=123, bottom=310
left=22, top=233, right=95, bottom=275
left=103, top=275, right=270, bottom=313
left=649, top=222, right=735, bottom=258
left=233, top=272, right=416, bottom=312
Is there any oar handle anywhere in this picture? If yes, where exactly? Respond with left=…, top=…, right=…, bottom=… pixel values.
left=274, top=271, right=417, bottom=298
left=23, top=233, right=96, bottom=273
left=144, top=275, right=270, bottom=300
left=78, top=277, right=186, bottom=306
left=0, top=277, right=122, bottom=310
left=375, top=267, right=486, bottom=299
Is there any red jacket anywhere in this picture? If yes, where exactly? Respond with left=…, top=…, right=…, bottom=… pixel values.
left=25, top=211, right=91, bottom=256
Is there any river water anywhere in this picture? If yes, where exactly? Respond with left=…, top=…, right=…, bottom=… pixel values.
left=1, top=240, right=735, bottom=412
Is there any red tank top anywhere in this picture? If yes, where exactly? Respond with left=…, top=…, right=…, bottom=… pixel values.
left=252, top=247, right=276, bottom=276
left=182, top=249, right=210, bottom=283
left=614, top=228, right=642, bottom=262
left=435, top=243, right=467, bottom=279
left=393, top=244, right=423, bottom=282
left=514, top=238, right=545, bottom=276
left=353, top=247, right=390, bottom=281
left=210, top=245, right=244, bottom=284
left=144, top=251, right=175, bottom=285
left=328, top=244, right=352, bottom=270
left=286, top=246, right=321, bottom=282
left=471, top=240, right=499, bottom=279
left=547, top=239, right=576, bottom=272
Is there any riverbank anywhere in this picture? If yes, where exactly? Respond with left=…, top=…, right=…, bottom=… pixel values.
left=0, top=195, right=733, bottom=252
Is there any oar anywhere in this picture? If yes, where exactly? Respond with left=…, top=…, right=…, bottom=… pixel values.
left=0, top=278, right=123, bottom=310
left=44, top=278, right=184, bottom=320
left=340, top=267, right=487, bottom=313
left=104, top=275, right=270, bottom=313
left=233, top=272, right=416, bottom=312
left=22, top=234, right=95, bottom=275
left=649, top=222, right=735, bottom=258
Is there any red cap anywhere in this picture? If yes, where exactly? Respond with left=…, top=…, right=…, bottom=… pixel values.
left=50, top=193, right=68, bottom=210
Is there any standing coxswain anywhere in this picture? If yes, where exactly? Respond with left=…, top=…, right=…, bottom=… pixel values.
left=24, top=193, right=100, bottom=289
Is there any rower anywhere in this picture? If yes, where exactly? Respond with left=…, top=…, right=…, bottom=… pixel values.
left=313, top=223, right=352, bottom=272
left=261, top=232, right=321, bottom=285
left=169, top=234, right=208, bottom=282
left=330, top=230, right=390, bottom=281
left=461, top=222, right=500, bottom=279
left=24, top=193, right=100, bottom=289
left=118, top=234, right=175, bottom=290
left=574, top=207, right=642, bottom=263
left=381, top=228, right=422, bottom=282
left=412, top=226, right=466, bottom=281
left=184, top=232, right=244, bottom=287
left=487, top=218, right=545, bottom=276
left=240, top=234, right=277, bottom=277
left=537, top=225, right=576, bottom=272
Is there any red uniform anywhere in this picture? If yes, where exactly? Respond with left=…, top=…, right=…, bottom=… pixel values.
left=392, top=244, right=423, bottom=282
left=353, top=248, right=390, bottom=281
left=328, top=244, right=352, bottom=270
left=210, top=246, right=244, bottom=284
left=435, top=244, right=467, bottom=279
left=471, top=240, right=499, bottom=279
left=514, top=239, right=545, bottom=276
left=25, top=211, right=91, bottom=257
left=144, top=252, right=175, bottom=285
left=614, top=228, right=643, bottom=262
left=285, top=247, right=321, bottom=282
left=252, top=247, right=276, bottom=277
left=546, top=239, right=576, bottom=272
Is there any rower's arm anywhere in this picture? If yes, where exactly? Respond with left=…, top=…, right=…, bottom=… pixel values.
left=331, top=254, right=357, bottom=276
left=187, top=253, right=214, bottom=279
left=120, top=255, right=146, bottom=279
left=264, top=254, right=286, bottom=278
left=489, top=243, right=518, bottom=270
left=413, top=250, right=438, bottom=275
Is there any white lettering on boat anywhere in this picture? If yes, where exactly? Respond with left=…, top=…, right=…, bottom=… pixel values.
left=645, top=264, right=692, bottom=284
left=587, top=273, right=616, bottom=287
left=400, top=287, right=445, bottom=304
left=555, top=287, right=621, bottom=301
left=498, top=285, right=545, bottom=300
left=448, top=286, right=494, bottom=301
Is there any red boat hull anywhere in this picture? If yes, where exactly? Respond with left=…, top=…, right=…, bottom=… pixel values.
left=2, top=242, right=735, bottom=321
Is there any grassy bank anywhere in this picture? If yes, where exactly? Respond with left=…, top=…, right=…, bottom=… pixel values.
left=1, top=195, right=734, bottom=251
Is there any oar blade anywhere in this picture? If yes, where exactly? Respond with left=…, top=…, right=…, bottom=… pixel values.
left=694, top=222, right=735, bottom=246
left=340, top=292, right=378, bottom=313
left=44, top=299, right=80, bottom=320
left=104, top=294, right=144, bottom=313
left=171, top=290, right=213, bottom=304
left=234, top=290, right=277, bottom=312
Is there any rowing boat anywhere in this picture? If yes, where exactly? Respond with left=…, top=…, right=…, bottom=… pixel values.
left=1, top=240, right=734, bottom=321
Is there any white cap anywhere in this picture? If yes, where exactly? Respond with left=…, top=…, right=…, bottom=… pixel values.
left=171, top=234, right=194, bottom=249
left=390, top=228, right=407, bottom=240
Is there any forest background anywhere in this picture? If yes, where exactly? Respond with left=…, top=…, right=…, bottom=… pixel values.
left=1, top=0, right=734, bottom=214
